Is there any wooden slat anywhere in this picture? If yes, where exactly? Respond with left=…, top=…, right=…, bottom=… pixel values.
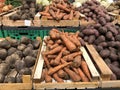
left=79, top=19, right=95, bottom=26
left=33, top=36, right=47, bottom=80
left=102, top=80, right=120, bottom=88
left=34, top=82, right=99, bottom=90
left=80, top=47, right=100, bottom=81
left=22, top=75, right=32, bottom=83
left=86, top=44, right=113, bottom=80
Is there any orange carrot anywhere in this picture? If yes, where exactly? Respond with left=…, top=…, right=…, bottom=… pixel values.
left=45, top=69, right=52, bottom=83
left=63, top=52, right=82, bottom=61
left=47, top=55, right=57, bottom=59
left=56, top=9, right=60, bottom=16
left=64, top=68, right=81, bottom=82
left=56, top=4, right=70, bottom=13
left=60, top=34, right=76, bottom=52
left=62, top=50, right=70, bottom=56
left=40, top=12, right=50, bottom=16
left=44, top=46, right=63, bottom=55
left=42, top=52, right=51, bottom=69
left=49, top=43, right=59, bottom=50
left=57, top=13, right=66, bottom=20
left=74, top=11, right=80, bottom=19
left=53, top=73, right=64, bottom=82
left=47, top=16, right=54, bottom=20
left=81, top=60, right=92, bottom=81
left=77, top=68, right=89, bottom=82
left=72, top=67, right=79, bottom=74
left=50, top=6, right=58, bottom=11
left=49, top=9, right=56, bottom=19
left=63, top=14, right=69, bottom=20
left=72, top=35, right=81, bottom=46
left=44, top=6, right=49, bottom=13
left=69, top=10, right=74, bottom=20
left=55, top=39, right=62, bottom=44
left=48, top=62, right=71, bottom=75
left=49, top=29, right=60, bottom=39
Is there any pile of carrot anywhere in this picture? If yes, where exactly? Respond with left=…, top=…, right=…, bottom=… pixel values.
left=39, top=0, right=81, bottom=20
left=41, top=28, right=92, bottom=83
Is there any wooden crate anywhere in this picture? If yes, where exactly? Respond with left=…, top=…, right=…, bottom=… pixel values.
left=85, top=44, right=120, bottom=88
left=2, top=11, right=40, bottom=27
left=79, top=19, right=96, bottom=26
left=39, top=16, right=80, bottom=27
left=0, top=37, right=42, bottom=90
left=33, top=36, right=100, bottom=90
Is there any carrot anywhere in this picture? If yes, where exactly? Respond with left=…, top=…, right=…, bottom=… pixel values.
left=44, top=46, right=63, bottom=55
left=81, top=60, right=92, bottom=81
left=55, top=39, right=62, bottom=44
left=49, top=9, right=56, bottom=19
left=47, top=16, right=54, bottom=20
left=47, top=40, right=54, bottom=45
left=60, top=34, right=76, bottom=52
left=57, top=69, right=69, bottom=80
left=56, top=9, right=60, bottom=16
left=64, top=68, right=81, bottom=82
left=48, top=62, right=71, bottom=75
left=45, top=69, right=52, bottom=83
left=49, top=43, right=59, bottom=50
left=72, top=35, right=81, bottom=46
left=57, top=13, right=66, bottom=20
left=77, top=68, right=89, bottom=82
left=63, top=52, right=82, bottom=61
left=74, top=11, right=80, bottom=19
left=49, top=29, right=60, bottom=39
left=72, top=55, right=81, bottom=68
left=69, top=10, right=74, bottom=20
left=50, top=6, right=58, bottom=11
left=44, top=6, right=49, bottom=13
left=56, top=4, right=70, bottom=13
left=61, top=0, right=67, bottom=7
left=40, top=12, right=50, bottom=16
left=72, top=67, right=79, bottom=74
left=62, top=50, right=70, bottom=56
left=63, top=14, right=69, bottom=20
left=47, top=55, right=57, bottom=59
left=42, top=52, right=51, bottom=69
left=53, top=73, right=64, bottom=82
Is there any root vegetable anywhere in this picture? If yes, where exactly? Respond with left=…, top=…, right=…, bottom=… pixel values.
left=17, top=44, right=26, bottom=51
left=0, top=49, right=7, bottom=60
left=15, top=60, right=26, bottom=72
left=53, top=73, right=64, bottom=82
left=48, top=62, right=71, bottom=75
left=77, top=68, right=89, bottom=82
left=0, top=40, right=11, bottom=49
left=21, top=36, right=30, bottom=45
left=0, top=63, right=10, bottom=75
left=8, top=47, right=17, bottom=56
left=23, top=47, right=32, bottom=56
left=40, top=69, right=45, bottom=82
left=72, top=55, right=81, bottom=68
left=64, top=68, right=81, bottom=82
left=60, top=34, right=76, bottom=51
left=81, top=60, right=92, bottom=81
left=57, top=69, right=69, bottom=80
left=24, top=56, right=36, bottom=67
left=45, top=69, right=52, bottom=83
left=19, top=68, right=32, bottom=75
left=0, top=74, right=5, bottom=83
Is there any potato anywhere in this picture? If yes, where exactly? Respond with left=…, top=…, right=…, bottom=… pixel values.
left=19, top=68, right=32, bottom=75
left=4, top=77, right=16, bottom=83
left=112, top=61, right=119, bottom=67
left=99, top=27, right=107, bottom=34
left=27, top=44, right=33, bottom=49
left=104, top=58, right=111, bottom=64
left=110, top=53, right=118, bottom=61
left=31, top=50, right=38, bottom=58
left=107, top=41, right=116, bottom=47
left=109, top=47, right=117, bottom=54
left=95, top=35, right=105, bottom=45
left=21, top=36, right=30, bottom=45
left=0, top=63, right=10, bottom=75
left=115, top=41, right=120, bottom=49
left=84, top=36, right=89, bottom=42
left=79, top=38, right=85, bottom=46
left=106, top=31, right=113, bottom=40
left=82, top=29, right=95, bottom=35
left=23, top=47, right=32, bottom=56
left=88, top=35, right=95, bottom=44
left=24, top=56, right=36, bottom=67
left=0, top=73, right=5, bottom=83
left=16, top=74, right=22, bottom=83
left=0, top=49, right=7, bottom=60
left=107, top=26, right=118, bottom=35
left=108, top=64, right=120, bottom=79
left=6, top=38, right=19, bottom=47
left=14, top=50, right=23, bottom=58
left=100, top=49, right=110, bottom=58
left=15, top=60, right=26, bottom=72
left=32, top=39, right=40, bottom=49
left=110, top=73, right=117, bottom=80
left=17, top=44, right=26, bottom=51
left=115, top=35, right=120, bottom=41
left=99, top=42, right=108, bottom=48
left=8, top=47, right=17, bottom=56
left=96, top=45, right=103, bottom=52
left=99, top=17, right=106, bottom=26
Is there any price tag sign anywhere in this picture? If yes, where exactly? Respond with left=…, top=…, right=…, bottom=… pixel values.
left=24, top=20, right=31, bottom=26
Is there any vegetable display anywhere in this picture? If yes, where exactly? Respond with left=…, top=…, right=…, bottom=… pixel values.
left=10, top=0, right=43, bottom=20
left=0, top=37, right=41, bottom=83
left=0, top=2, right=13, bottom=13
left=41, top=29, right=92, bottom=83
left=40, top=0, right=81, bottom=20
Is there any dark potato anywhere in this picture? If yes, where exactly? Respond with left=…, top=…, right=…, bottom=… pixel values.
left=0, top=40, right=11, bottom=49
left=0, top=73, right=5, bottom=83
left=17, top=44, right=26, bottom=51
left=23, top=47, right=32, bottom=56
left=8, top=47, right=17, bottom=56
left=19, top=68, right=32, bottom=75
left=15, top=60, right=26, bottom=72
left=32, top=40, right=40, bottom=49
left=0, top=49, right=7, bottom=60
left=24, top=56, right=36, bottom=67
left=0, top=63, right=10, bottom=75
left=21, top=36, right=30, bottom=45
left=100, top=49, right=110, bottom=58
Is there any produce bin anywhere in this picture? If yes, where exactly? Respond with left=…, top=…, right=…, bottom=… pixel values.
left=0, top=25, right=3, bottom=38
left=32, top=28, right=101, bottom=90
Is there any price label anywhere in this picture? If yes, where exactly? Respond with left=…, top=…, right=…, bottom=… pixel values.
left=24, top=20, right=31, bottom=26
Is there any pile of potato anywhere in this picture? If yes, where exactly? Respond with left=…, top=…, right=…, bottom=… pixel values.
left=77, top=0, right=114, bottom=23
left=107, top=0, right=120, bottom=15
left=0, top=2, right=13, bottom=13
left=79, top=23, right=120, bottom=80
left=0, top=36, right=41, bottom=83
left=40, top=0, right=81, bottom=20
left=10, top=0, right=43, bottom=20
